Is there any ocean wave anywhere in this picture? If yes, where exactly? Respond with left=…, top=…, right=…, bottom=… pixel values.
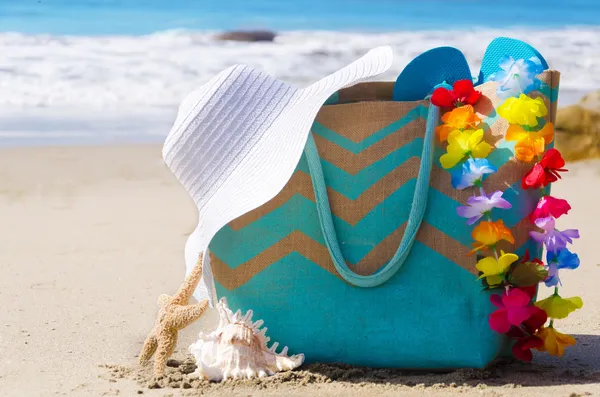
left=0, top=27, right=598, bottom=141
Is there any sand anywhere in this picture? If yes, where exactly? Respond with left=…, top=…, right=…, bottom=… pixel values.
left=0, top=143, right=598, bottom=397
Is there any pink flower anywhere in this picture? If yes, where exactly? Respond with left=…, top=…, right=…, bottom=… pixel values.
left=489, top=288, right=534, bottom=334
left=529, top=196, right=571, bottom=222
left=529, top=217, right=579, bottom=253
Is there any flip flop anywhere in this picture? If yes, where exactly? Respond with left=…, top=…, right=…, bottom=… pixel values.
left=392, top=46, right=472, bottom=101
left=477, top=37, right=549, bottom=86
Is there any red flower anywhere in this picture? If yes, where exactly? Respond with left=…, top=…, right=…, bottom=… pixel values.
left=529, top=195, right=571, bottom=222
left=524, top=306, right=548, bottom=332
left=489, top=288, right=535, bottom=334
left=431, top=79, right=482, bottom=108
left=520, top=284, right=539, bottom=300
left=522, top=149, right=568, bottom=189
left=519, top=249, right=544, bottom=269
left=503, top=295, right=547, bottom=362
left=512, top=335, right=544, bottom=362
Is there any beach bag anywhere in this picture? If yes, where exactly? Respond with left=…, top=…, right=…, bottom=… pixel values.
left=162, top=41, right=566, bottom=369
left=205, top=68, right=560, bottom=369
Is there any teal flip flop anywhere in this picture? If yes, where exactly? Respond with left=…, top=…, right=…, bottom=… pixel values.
left=477, top=37, right=549, bottom=86
left=392, top=47, right=472, bottom=101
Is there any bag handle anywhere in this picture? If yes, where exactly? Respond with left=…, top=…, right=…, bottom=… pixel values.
left=304, top=103, right=439, bottom=287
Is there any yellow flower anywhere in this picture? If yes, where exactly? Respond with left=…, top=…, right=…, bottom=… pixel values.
left=506, top=122, right=555, bottom=162
left=536, top=327, right=576, bottom=357
left=497, top=94, right=548, bottom=127
left=436, top=105, right=482, bottom=141
left=470, top=220, right=515, bottom=255
left=439, top=129, right=492, bottom=169
left=476, top=251, right=518, bottom=287
left=535, top=295, right=583, bottom=319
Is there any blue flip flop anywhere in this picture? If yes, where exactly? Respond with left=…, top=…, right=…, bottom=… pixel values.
left=392, top=47, right=472, bottom=101
left=477, top=37, right=549, bottom=86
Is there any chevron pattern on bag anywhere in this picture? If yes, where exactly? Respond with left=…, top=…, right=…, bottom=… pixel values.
left=209, top=73, right=559, bottom=290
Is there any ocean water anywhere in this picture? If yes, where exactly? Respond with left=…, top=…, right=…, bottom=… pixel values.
left=1, top=0, right=599, bottom=145
left=3, top=0, right=600, bottom=35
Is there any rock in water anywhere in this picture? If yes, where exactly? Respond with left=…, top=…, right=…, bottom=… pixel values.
left=215, top=30, right=276, bottom=42
left=555, top=104, right=600, bottom=162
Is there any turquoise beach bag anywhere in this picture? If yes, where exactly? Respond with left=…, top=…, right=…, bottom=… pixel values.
left=207, top=57, right=560, bottom=368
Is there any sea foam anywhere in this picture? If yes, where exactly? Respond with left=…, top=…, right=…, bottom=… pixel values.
left=0, top=28, right=598, bottom=144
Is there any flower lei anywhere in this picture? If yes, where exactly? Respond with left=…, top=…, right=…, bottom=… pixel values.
left=432, top=57, right=583, bottom=362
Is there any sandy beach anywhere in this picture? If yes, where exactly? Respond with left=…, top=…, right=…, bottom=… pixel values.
left=0, top=143, right=598, bottom=397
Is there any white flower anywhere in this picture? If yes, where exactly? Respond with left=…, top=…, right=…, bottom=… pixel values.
left=488, top=56, right=544, bottom=99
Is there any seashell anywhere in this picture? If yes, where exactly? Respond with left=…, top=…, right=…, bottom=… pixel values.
left=189, top=297, right=304, bottom=381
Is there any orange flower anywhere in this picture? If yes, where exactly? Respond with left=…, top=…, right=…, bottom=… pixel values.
left=436, top=105, right=482, bottom=141
left=470, top=219, right=515, bottom=255
left=535, top=327, right=576, bottom=357
left=506, top=122, right=555, bottom=162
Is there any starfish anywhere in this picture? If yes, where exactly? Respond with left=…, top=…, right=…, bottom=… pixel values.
left=139, top=256, right=208, bottom=378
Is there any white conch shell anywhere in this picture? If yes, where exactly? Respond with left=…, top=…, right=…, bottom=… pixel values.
left=189, top=297, right=304, bottom=381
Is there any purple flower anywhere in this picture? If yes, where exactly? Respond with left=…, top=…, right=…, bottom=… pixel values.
left=451, top=158, right=497, bottom=190
left=544, top=249, right=580, bottom=287
left=529, top=217, right=579, bottom=253
left=456, top=190, right=512, bottom=225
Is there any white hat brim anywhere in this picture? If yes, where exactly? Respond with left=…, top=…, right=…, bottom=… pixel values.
left=162, top=46, right=394, bottom=304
